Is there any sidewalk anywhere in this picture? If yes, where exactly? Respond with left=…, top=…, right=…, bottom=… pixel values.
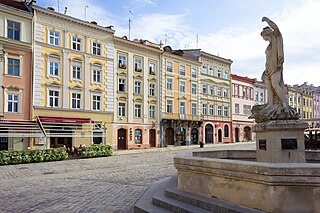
left=113, top=141, right=256, bottom=156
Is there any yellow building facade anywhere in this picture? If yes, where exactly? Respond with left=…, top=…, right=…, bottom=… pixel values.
left=32, top=6, right=115, bottom=151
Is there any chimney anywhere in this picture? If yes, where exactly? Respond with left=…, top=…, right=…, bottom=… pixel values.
left=90, top=21, right=97, bottom=25
left=47, top=6, right=55, bottom=11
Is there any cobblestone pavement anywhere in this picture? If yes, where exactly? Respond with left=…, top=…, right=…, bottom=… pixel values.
left=0, top=142, right=255, bottom=213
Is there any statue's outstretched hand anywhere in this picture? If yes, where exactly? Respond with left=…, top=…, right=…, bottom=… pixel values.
left=262, top=17, right=269, bottom=22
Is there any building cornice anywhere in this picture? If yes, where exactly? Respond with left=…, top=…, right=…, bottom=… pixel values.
left=115, top=37, right=162, bottom=54
left=200, top=51, right=233, bottom=65
left=0, top=37, right=32, bottom=50
left=164, top=52, right=202, bottom=66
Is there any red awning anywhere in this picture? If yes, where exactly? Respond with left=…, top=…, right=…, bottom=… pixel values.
left=38, top=116, right=91, bottom=123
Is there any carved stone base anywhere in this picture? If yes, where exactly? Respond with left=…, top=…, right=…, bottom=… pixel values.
left=254, top=120, right=308, bottom=163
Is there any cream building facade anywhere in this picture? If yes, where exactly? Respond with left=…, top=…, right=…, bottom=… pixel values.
left=32, top=5, right=115, bottom=151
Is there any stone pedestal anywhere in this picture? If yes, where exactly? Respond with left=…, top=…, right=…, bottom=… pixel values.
left=253, top=120, right=308, bottom=163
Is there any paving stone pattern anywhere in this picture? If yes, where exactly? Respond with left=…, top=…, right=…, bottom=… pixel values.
left=0, top=143, right=255, bottom=213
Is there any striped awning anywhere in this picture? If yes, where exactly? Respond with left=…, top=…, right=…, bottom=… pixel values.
left=0, top=120, right=44, bottom=137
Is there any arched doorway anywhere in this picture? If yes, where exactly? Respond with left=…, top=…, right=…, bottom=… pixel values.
left=191, top=128, right=198, bottom=144
left=244, top=126, right=252, bottom=141
left=49, top=127, right=72, bottom=152
left=149, top=129, right=156, bottom=147
left=0, top=129, right=8, bottom=150
left=235, top=128, right=240, bottom=142
left=117, top=128, right=127, bottom=150
left=165, top=127, right=174, bottom=145
left=218, top=129, right=222, bottom=143
left=205, top=124, right=213, bottom=143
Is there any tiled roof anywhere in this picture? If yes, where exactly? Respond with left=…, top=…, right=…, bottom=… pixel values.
left=0, top=0, right=31, bottom=12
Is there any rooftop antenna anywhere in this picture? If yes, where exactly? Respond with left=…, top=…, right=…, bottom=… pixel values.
left=129, top=10, right=133, bottom=39
left=64, top=6, right=67, bottom=15
left=84, top=1, right=88, bottom=20
left=196, top=34, right=199, bottom=49
left=57, top=0, right=60, bottom=12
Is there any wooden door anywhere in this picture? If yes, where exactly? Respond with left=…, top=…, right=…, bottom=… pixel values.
left=117, top=129, right=127, bottom=150
left=149, top=129, right=156, bottom=147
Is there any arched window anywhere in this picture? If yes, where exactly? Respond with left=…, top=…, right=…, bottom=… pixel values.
left=224, top=124, right=229, bottom=138
left=135, top=129, right=142, bottom=144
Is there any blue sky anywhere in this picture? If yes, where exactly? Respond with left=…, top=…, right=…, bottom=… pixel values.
left=38, top=0, right=320, bottom=86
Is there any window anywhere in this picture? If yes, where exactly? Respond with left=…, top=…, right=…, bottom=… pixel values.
left=135, top=129, right=142, bottom=144
left=166, top=62, right=173, bottom=72
left=179, top=102, right=186, bottom=115
left=92, top=66, right=102, bottom=83
left=7, top=94, right=19, bottom=113
left=224, top=125, right=229, bottom=137
left=191, top=103, right=197, bottom=116
left=243, top=105, right=251, bottom=115
left=243, top=87, right=247, bottom=98
left=149, top=105, right=155, bottom=118
left=48, top=90, right=59, bottom=107
left=235, top=103, right=239, bottom=114
left=134, top=81, right=142, bottom=94
left=72, top=36, right=81, bottom=51
left=72, top=63, right=82, bottom=80
left=209, top=105, right=214, bottom=115
left=208, top=67, right=214, bottom=75
left=255, top=91, right=259, bottom=101
left=203, top=84, right=207, bottom=94
left=179, top=65, right=185, bottom=76
left=209, top=85, right=214, bottom=95
left=234, top=85, right=239, bottom=96
left=202, top=104, right=207, bottom=115
left=260, top=92, right=264, bottom=102
left=179, top=81, right=186, bottom=93
left=119, top=79, right=126, bottom=92
left=218, top=106, right=222, bottom=116
left=92, top=94, right=101, bottom=111
left=191, top=83, right=197, bottom=95
left=149, top=63, right=156, bottom=75
left=49, top=59, right=59, bottom=77
left=224, top=106, right=229, bottom=117
left=92, top=42, right=101, bottom=56
left=8, top=58, right=20, bottom=76
left=166, top=99, right=173, bottom=113
left=223, top=88, right=229, bottom=98
left=7, top=20, right=20, bottom=40
left=118, top=55, right=126, bottom=69
left=149, top=84, right=155, bottom=96
left=49, top=30, right=60, bottom=45
left=217, top=69, right=222, bottom=77
left=134, top=104, right=142, bottom=118
left=191, top=68, right=197, bottom=77
left=224, top=71, right=229, bottom=79
left=218, top=87, right=222, bottom=96
left=135, top=59, right=142, bottom=72
left=118, top=103, right=126, bottom=117
left=71, top=92, right=81, bottom=109
left=202, top=66, right=208, bottom=74
left=166, top=78, right=173, bottom=90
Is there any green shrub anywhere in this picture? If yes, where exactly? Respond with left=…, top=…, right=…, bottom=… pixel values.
left=0, top=147, right=68, bottom=165
left=81, top=144, right=113, bottom=158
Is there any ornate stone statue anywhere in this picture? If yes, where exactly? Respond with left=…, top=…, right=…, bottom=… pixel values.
left=250, top=17, right=299, bottom=123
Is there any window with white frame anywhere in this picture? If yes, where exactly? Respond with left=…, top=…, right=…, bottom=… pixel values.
left=217, top=106, right=222, bottom=116
left=135, top=58, right=142, bottom=72
left=179, top=65, right=185, bottom=76
left=203, top=84, right=207, bottom=94
left=209, top=85, right=214, bottom=95
left=223, top=88, right=229, bottom=98
left=180, top=101, right=186, bottom=115
left=134, top=104, right=142, bottom=118
left=7, top=58, right=20, bottom=76
left=166, top=78, right=173, bottom=90
left=209, top=105, right=214, bottom=115
left=149, top=63, right=156, bottom=75
left=202, top=104, right=207, bottom=115
left=235, top=103, right=239, bottom=114
left=255, top=91, right=259, bottom=101
left=49, top=30, right=60, bottom=46
left=191, top=68, right=197, bottom=77
left=72, top=61, right=82, bottom=81
left=48, top=89, right=59, bottom=107
left=118, top=55, right=126, bottom=69
left=217, top=69, right=222, bottom=77
left=7, top=93, right=19, bottom=113
left=208, top=67, right=214, bottom=75
left=48, top=56, right=60, bottom=77
left=260, top=92, right=264, bottom=102
left=166, top=99, right=173, bottom=113
left=92, top=65, right=102, bottom=83
left=191, top=103, right=197, bottom=116
left=224, top=71, right=229, bottom=79
left=71, top=92, right=82, bottom=109
left=72, top=36, right=81, bottom=51
left=149, top=105, right=155, bottom=118
left=166, top=61, right=173, bottom=72
left=92, top=42, right=101, bottom=56
left=218, top=87, right=222, bottom=96
left=92, top=94, right=101, bottom=111
left=134, top=81, right=142, bottom=94
left=119, top=79, right=126, bottom=92
left=118, top=102, right=126, bottom=117
left=179, top=81, right=186, bottom=93
left=234, top=85, right=239, bottom=96
left=191, top=83, right=197, bottom=95
left=7, top=20, right=20, bottom=40
left=202, top=66, right=208, bottom=74
left=149, top=84, right=155, bottom=96
left=224, top=106, right=229, bottom=117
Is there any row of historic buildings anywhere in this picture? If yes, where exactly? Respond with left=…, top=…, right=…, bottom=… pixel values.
left=0, top=1, right=319, bottom=151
